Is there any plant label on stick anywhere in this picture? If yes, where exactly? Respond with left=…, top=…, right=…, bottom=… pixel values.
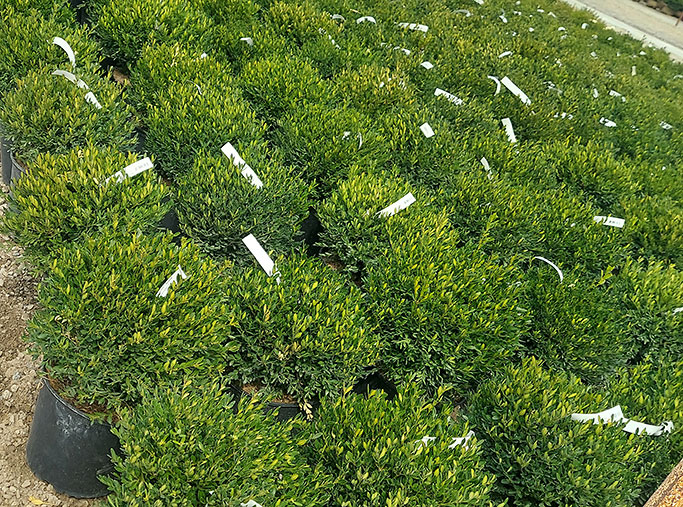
left=84, top=92, right=102, bottom=109
left=532, top=256, right=563, bottom=282
left=501, top=118, right=517, bottom=143
left=241, top=502, right=264, bottom=507
left=414, top=435, right=436, bottom=448
left=156, top=265, right=188, bottom=298
left=397, top=22, right=428, bottom=32
left=240, top=37, right=254, bottom=46
left=221, top=142, right=263, bottom=188
left=52, top=37, right=76, bottom=67
left=434, top=88, right=463, bottom=105
left=499, top=50, right=512, bottom=58
left=501, top=76, right=531, bottom=105
left=420, top=61, right=434, bottom=69
left=123, top=157, right=153, bottom=178
left=52, top=70, right=89, bottom=89
left=377, top=192, right=416, bottom=217
left=623, top=419, right=674, bottom=436
left=356, top=16, right=376, bottom=23
left=419, top=122, right=434, bottom=138
left=331, top=13, right=345, bottom=21
left=487, top=75, right=501, bottom=95
left=480, top=157, right=493, bottom=179
left=571, top=405, right=625, bottom=424
left=449, top=430, right=475, bottom=450
left=242, top=234, right=280, bottom=283
left=673, top=307, right=683, bottom=314
left=593, top=215, right=625, bottom=228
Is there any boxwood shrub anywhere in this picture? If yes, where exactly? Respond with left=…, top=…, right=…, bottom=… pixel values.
left=365, top=214, right=526, bottom=396
left=0, top=70, right=136, bottom=163
left=520, top=266, right=635, bottom=385
left=0, top=7, right=100, bottom=94
left=92, top=0, right=215, bottom=68
left=174, top=149, right=313, bottom=262
left=199, top=0, right=260, bottom=67
left=2, top=146, right=169, bottom=267
left=27, top=232, right=235, bottom=416
left=224, top=253, right=380, bottom=407
left=302, top=384, right=495, bottom=506
left=467, top=357, right=651, bottom=506
left=103, top=380, right=333, bottom=506
left=145, top=79, right=265, bottom=179
left=317, top=169, right=433, bottom=275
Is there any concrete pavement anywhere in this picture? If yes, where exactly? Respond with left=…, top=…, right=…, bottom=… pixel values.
left=561, top=0, right=683, bottom=62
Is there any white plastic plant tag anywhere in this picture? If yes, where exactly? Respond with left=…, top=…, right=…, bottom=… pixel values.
left=498, top=51, right=512, bottom=58
left=52, top=69, right=89, bottom=89
left=331, top=13, right=345, bottom=21
left=581, top=22, right=589, bottom=29
left=599, top=117, right=616, bottom=128
left=241, top=501, right=264, bottom=507
left=529, top=27, right=535, bottom=32
left=487, top=75, right=501, bottom=95
left=398, top=22, right=428, bottom=32
left=499, top=14, right=508, bottom=23
left=103, top=171, right=125, bottom=185
left=473, top=0, right=484, bottom=5
left=501, top=118, right=517, bottom=143
left=571, top=405, right=625, bottom=424
left=454, top=9, right=471, bottom=16
left=501, top=76, right=531, bottom=105
left=632, top=66, right=637, bottom=76
left=123, top=157, right=153, bottom=178
left=156, top=265, right=188, bottom=298
left=200, top=52, right=208, bottom=58
left=52, top=37, right=76, bottom=67
left=609, top=90, right=626, bottom=102
left=240, top=37, right=254, bottom=46
left=480, top=157, right=492, bottom=179
left=532, top=256, right=563, bottom=282
left=449, top=430, right=475, bottom=450
left=356, top=16, right=376, bottom=24
left=84, top=92, right=102, bottom=109
left=415, top=435, right=437, bottom=448
left=593, top=88, right=599, bottom=98
left=673, top=307, right=683, bottom=314
left=660, top=121, right=673, bottom=130
left=420, top=61, right=434, bottom=69
left=221, top=142, right=263, bottom=188
left=357, top=132, right=363, bottom=149
left=623, top=419, right=674, bottom=436
left=242, top=234, right=280, bottom=282
left=419, top=122, right=434, bottom=138
left=377, top=193, right=416, bottom=218
left=593, top=215, right=625, bottom=228
left=434, top=88, right=463, bottom=105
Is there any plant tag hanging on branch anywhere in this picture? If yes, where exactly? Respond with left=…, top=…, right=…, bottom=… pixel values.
left=52, top=37, right=76, bottom=67
left=156, top=265, right=188, bottom=297
left=593, top=215, right=625, bottom=228
left=501, top=76, right=531, bottom=105
left=242, top=234, right=281, bottom=283
left=103, top=157, right=153, bottom=185
left=434, top=88, right=463, bottom=105
left=377, top=193, right=416, bottom=217
left=501, top=118, right=517, bottom=143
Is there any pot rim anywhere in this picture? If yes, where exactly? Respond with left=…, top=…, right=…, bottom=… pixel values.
left=40, top=377, right=112, bottom=428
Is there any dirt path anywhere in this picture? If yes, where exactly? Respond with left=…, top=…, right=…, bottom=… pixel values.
left=561, top=0, right=683, bottom=61
left=0, top=184, right=94, bottom=507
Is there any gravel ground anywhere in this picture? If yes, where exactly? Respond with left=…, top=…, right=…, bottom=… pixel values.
left=0, top=184, right=94, bottom=507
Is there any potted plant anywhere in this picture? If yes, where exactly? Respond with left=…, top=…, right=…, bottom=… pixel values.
left=102, top=380, right=333, bottom=505
left=302, top=384, right=495, bottom=506
left=224, top=253, right=380, bottom=418
left=0, top=69, right=136, bottom=180
left=25, top=230, right=235, bottom=496
left=174, top=149, right=313, bottom=262
left=2, top=146, right=169, bottom=269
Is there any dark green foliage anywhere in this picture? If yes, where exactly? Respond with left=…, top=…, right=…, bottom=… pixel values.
left=174, top=149, right=313, bottom=262
left=0, top=70, right=136, bottom=163
left=521, top=266, right=635, bottom=385
left=27, top=232, right=236, bottom=416
left=365, top=213, right=526, bottom=396
left=145, top=77, right=265, bottom=179
left=103, top=380, right=333, bottom=506
left=224, top=253, right=380, bottom=406
left=2, top=146, right=169, bottom=267
left=92, top=0, right=215, bottom=68
left=302, top=385, right=495, bottom=507
left=468, top=358, right=652, bottom=506
left=0, top=7, right=100, bottom=94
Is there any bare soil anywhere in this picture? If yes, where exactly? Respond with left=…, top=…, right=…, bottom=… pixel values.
left=0, top=184, right=94, bottom=507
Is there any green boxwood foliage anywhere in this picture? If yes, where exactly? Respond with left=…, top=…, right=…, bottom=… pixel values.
left=0, top=7, right=100, bottom=94
left=27, top=232, right=236, bottom=416
left=302, top=385, right=495, bottom=507
left=103, top=380, right=333, bottom=506
left=128, top=43, right=230, bottom=120
left=317, top=169, right=433, bottom=275
left=2, top=146, right=169, bottom=267
left=92, top=0, right=215, bottom=68
left=0, top=70, right=136, bottom=163
left=365, top=213, right=525, bottom=396
left=145, top=78, right=265, bottom=179
left=468, top=358, right=653, bottom=507
left=199, top=0, right=260, bottom=67
left=224, top=253, right=380, bottom=406
left=521, top=266, right=635, bottom=385
left=239, top=54, right=331, bottom=124
left=174, top=149, right=313, bottom=262
left=2, top=0, right=73, bottom=22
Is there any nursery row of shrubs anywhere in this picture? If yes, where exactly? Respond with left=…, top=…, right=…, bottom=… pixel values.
left=0, top=0, right=681, bottom=503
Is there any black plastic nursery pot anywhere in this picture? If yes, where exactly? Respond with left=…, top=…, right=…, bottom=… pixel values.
left=9, top=151, right=27, bottom=185
left=352, top=369, right=398, bottom=400
left=159, top=206, right=181, bottom=234
left=26, top=378, right=120, bottom=498
left=296, top=207, right=324, bottom=256
left=229, top=384, right=305, bottom=422
left=1, top=139, right=11, bottom=186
